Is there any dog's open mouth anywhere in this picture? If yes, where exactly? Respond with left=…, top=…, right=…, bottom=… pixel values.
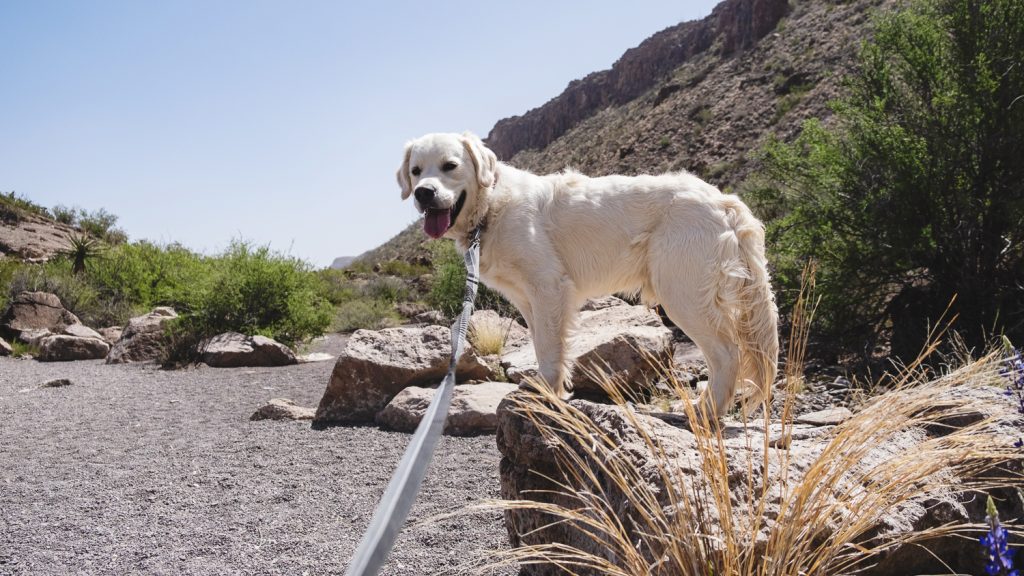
left=423, top=191, right=466, bottom=239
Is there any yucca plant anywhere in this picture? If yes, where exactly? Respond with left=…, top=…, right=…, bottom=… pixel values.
left=59, top=232, right=104, bottom=275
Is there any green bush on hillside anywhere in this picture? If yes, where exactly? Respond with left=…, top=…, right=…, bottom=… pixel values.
left=429, top=240, right=518, bottom=320
left=172, top=241, right=332, bottom=348
left=746, top=0, right=1024, bottom=359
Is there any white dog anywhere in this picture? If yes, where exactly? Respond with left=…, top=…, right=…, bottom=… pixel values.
left=398, top=132, right=778, bottom=416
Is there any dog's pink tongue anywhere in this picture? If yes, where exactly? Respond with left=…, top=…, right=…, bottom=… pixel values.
left=424, top=208, right=451, bottom=239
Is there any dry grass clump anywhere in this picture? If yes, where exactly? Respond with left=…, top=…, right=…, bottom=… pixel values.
left=479, top=268, right=1022, bottom=576
left=469, top=314, right=515, bottom=356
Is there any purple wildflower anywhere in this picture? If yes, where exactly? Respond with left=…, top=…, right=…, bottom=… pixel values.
left=981, top=496, right=1018, bottom=576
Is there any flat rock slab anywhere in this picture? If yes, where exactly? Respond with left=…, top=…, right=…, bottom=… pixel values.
left=201, top=332, right=297, bottom=368
left=795, top=406, right=853, bottom=426
left=250, top=398, right=315, bottom=421
left=37, top=334, right=110, bottom=362
left=313, top=325, right=494, bottom=426
left=376, top=382, right=518, bottom=436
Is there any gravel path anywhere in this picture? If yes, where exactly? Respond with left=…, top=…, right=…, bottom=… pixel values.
left=0, top=335, right=515, bottom=576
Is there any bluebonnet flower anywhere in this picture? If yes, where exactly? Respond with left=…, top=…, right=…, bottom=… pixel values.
left=981, top=496, right=1018, bottom=576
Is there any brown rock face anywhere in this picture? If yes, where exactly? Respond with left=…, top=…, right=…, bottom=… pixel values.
left=485, top=0, right=789, bottom=160
left=312, top=325, right=494, bottom=427
left=105, top=307, right=178, bottom=364
left=0, top=291, right=81, bottom=340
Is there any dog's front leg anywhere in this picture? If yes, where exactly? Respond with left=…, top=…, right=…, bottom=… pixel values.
left=526, top=276, right=576, bottom=399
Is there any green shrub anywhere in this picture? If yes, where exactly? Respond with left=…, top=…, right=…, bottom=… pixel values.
left=333, top=299, right=402, bottom=333
left=174, top=241, right=333, bottom=348
left=317, top=268, right=360, bottom=305
left=746, top=0, right=1024, bottom=359
left=0, top=258, right=23, bottom=313
left=428, top=240, right=518, bottom=320
left=362, top=276, right=409, bottom=304
left=378, top=259, right=428, bottom=278
left=7, top=260, right=103, bottom=324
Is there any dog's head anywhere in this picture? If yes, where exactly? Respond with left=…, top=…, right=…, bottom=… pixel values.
left=397, top=132, right=497, bottom=239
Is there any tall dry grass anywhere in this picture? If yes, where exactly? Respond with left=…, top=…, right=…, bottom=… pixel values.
left=480, top=267, right=1022, bottom=576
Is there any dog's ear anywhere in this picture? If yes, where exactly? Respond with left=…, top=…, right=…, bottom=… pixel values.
left=396, top=142, right=413, bottom=200
left=461, top=132, right=497, bottom=189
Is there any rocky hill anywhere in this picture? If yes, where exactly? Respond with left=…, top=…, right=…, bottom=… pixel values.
left=0, top=199, right=77, bottom=262
left=346, top=0, right=888, bottom=268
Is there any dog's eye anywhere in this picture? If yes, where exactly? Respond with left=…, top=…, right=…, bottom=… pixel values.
left=442, top=162, right=458, bottom=172
left=411, top=166, right=421, bottom=177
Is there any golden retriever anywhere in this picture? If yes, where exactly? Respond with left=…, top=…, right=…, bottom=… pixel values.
left=398, top=132, right=778, bottom=416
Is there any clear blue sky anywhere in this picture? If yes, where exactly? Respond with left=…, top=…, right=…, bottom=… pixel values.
left=1, top=1, right=718, bottom=267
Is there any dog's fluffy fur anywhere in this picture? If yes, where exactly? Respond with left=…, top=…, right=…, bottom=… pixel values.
left=398, top=132, right=778, bottom=416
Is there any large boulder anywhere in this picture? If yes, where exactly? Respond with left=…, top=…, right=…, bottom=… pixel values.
left=0, top=291, right=80, bottom=341
left=375, top=381, right=518, bottom=436
left=495, top=384, right=1023, bottom=576
left=37, top=334, right=110, bottom=361
left=200, top=332, right=297, bottom=368
left=313, top=325, right=494, bottom=426
left=105, top=307, right=178, bottom=364
left=502, top=297, right=673, bottom=396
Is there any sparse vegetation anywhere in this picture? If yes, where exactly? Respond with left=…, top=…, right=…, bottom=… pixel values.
left=0, top=191, right=51, bottom=222
left=747, top=0, right=1024, bottom=361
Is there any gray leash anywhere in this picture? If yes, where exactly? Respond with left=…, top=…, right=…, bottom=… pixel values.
left=344, top=226, right=483, bottom=576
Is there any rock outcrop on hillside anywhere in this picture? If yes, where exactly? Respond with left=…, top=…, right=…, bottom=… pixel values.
left=0, top=211, right=78, bottom=261
left=489, top=0, right=887, bottom=193
left=486, top=0, right=790, bottom=161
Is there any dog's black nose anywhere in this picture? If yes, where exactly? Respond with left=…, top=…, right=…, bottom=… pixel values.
left=414, top=186, right=435, bottom=204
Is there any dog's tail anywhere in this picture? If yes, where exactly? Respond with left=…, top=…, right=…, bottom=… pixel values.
left=722, top=195, right=779, bottom=416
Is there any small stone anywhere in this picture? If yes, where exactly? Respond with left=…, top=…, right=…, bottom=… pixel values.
left=41, top=378, right=72, bottom=388
left=827, top=376, right=852, bottom=390
left=250, top=398, right=315, bottom=421
left=795, top=406, right=853, bottom=426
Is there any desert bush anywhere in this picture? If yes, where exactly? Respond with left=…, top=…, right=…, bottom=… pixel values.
left=429, top=240, right=517, bottom=320
left=746, top=0, right=1024, bottom=360
left=333, top=299, right=402, bottom=333
left=7, top=260, right=103, bottom=324
left=0, top=257, right=24, bottom=313
left=172, top=241, right=333, bottom=349
left=378, top=259, right=428, bottom=278
left=363, top=276, right=409, bottom=304
left=86, top=241, right=209, bottom=314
